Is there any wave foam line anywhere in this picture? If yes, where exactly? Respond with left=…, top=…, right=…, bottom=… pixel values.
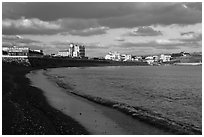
left=45, top=72, right=201, bottom=135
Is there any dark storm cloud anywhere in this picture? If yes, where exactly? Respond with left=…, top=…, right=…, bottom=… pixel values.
left=99, top=3, right=201, bottom=28
left=2, top=2, right=202, bottom=35
left=185, top=2, right=202, bottom=11
left=126, top=26, right=162, bottom=36
left=57, top=18, right=99, bottom=30
left=2, top=2, right=136, bottom=20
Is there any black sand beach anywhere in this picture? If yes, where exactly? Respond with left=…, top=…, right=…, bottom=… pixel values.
left=2, top=62, right=89, bottom=135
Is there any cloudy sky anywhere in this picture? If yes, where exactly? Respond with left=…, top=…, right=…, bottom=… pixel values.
left=2, top=2, right=202, bottom=57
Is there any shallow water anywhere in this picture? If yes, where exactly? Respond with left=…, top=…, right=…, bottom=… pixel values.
left=46, top=65, right=202, bottom=129
left=27, top=70, right=173, bottom=135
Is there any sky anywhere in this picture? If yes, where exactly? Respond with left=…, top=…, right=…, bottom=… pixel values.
left=2, top=2, right=202, bottom=57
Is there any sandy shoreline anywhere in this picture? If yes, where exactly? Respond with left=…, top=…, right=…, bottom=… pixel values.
left=27, top=69, right=174, bottom=135
left=42, top=67, right=202, bottom=135
left=2, top=62, right=201, bottom=135
left=2, top=63, right=89, bottom=135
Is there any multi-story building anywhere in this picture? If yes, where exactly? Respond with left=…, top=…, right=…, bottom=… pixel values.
left=2, top=46, right=43, bottom=57
left=57, top=43, right=85, bottom=58
left=69, top=43, right=85, bottom=58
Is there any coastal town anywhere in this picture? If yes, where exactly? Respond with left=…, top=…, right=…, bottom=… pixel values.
left=2, top=2, right=202, bottom=135
left=2, top=42, right=202, bottom=66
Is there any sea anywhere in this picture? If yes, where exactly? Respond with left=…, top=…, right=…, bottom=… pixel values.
left=45, top=65, right=202, bottom=130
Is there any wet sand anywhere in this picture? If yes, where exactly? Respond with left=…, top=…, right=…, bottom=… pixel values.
left=2, top=63, right=89, bottom=135
left=27, top=69, right=174, bottom=135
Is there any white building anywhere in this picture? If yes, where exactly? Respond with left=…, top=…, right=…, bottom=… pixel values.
left=146, top=59, right=154, bottom=65
left=133, top=56, right=142, bottom=61
left=69, top=43, right=85, bottom=58
left=145, top=56, right=154, bottom=65
left=153, top=55, right=159, bottom=61
left=105, top=52, right=121, bottom=61
left=145, top=56, right=154, bottom=60
left=2, top=46, right=43, bottom=57
left=58, top=50, right=70, bottom=57
left=160, top=54, right=171, bottom=62
left=121, top=54, right=132, bottom=61
left=57, top=43, right=85, bottom=58
left=2, top=47, right=9, bottom=52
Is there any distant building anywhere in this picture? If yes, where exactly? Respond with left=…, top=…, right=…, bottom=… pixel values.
left=69, top=43, right=85, bottom=58
left=29, top=49, right=44, bottom=56
left=153, top=55, right=159, bottom=62
left=2, top=46, right=43, bottom=57
left=145, top=56, right=154, bottom=65
left=57, top=43, right=86, bottom=58
left=121, top=54, right=132, bottom=61
left=145, top=56, right=154, bottom=60
left=58, top=50, right=70, bottom=57
left=146, top=59, right=154, bottom=65
left=33, top=50, right=43, bottom=53
left=132, top=56, right=142, bottom=61
left=105, top=51, right=121, bottom=61
left=171, top=52, right=190, bottom=58
left=160, top=54, right=171, bottom=62
left=181, top=52, right=190, bottom=56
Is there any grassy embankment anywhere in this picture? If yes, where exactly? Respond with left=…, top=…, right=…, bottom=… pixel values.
left=2, top=62, right=89, bottom=135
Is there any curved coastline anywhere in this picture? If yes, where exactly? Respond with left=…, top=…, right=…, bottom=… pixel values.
left=44, top=70, right=202, bottom=135
left=2, top=62, right=89, bottom=135
left=28, top=69, right=177, bottom=135
left=3, top=60, right=201, bottom=135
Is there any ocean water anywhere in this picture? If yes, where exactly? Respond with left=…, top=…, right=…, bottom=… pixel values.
left=46, top=65, right=202, bottom=129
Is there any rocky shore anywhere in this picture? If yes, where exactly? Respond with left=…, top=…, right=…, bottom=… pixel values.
left=2, top=62, right=89, bottom=135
